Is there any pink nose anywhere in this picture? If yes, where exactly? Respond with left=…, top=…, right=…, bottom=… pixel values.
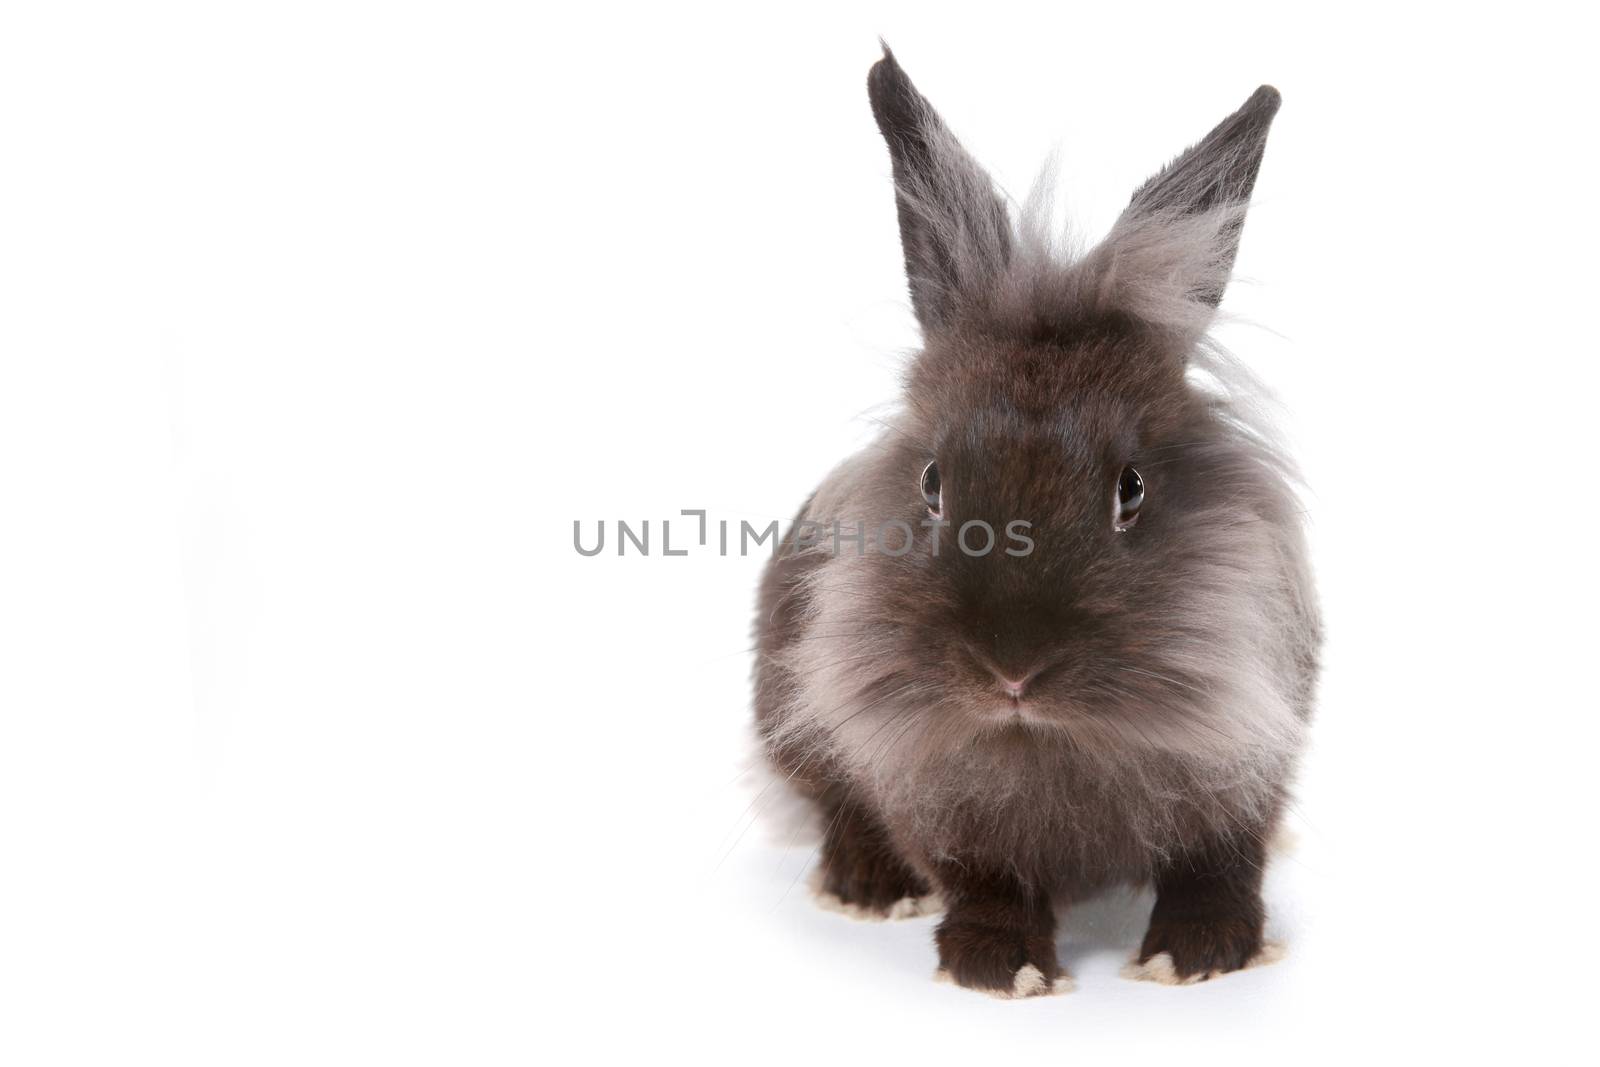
left=999, top=676, right=1028, bottom=698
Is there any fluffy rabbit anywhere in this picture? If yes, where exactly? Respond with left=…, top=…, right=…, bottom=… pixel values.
left=752, top=46, right=1320, bottom=997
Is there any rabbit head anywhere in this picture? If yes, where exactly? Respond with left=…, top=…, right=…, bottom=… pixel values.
left=770, top=49, right=1317, bottom=798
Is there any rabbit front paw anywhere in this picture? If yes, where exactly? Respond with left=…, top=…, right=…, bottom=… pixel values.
left=933, top=918, right=1073, bottom=998
left=1123, top=913, right=1284, bottom=985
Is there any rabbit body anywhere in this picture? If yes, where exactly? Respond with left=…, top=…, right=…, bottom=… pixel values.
left=752, top=47, right=1320, bottom=996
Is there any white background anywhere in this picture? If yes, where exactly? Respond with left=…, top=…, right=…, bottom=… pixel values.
left=3, top=2, right=1597, bottom=1062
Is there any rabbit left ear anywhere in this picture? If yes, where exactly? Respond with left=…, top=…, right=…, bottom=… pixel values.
left=868, top=45, right=1012, bottom=333
left=1115, top=86, right=1281, bottom=307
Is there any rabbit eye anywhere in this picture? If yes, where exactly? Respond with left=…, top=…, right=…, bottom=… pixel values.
left=920, top=461, right=942, bottom=516
left=1114, top=466, right=1144, bottom=530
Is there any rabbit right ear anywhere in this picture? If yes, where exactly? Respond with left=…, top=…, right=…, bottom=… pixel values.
left=1111, top=86, right=1282, bottom=309
left=868, top=45, right=1011, bottom=333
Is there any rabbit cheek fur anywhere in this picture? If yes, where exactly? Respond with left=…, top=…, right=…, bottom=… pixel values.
left=752, top=47, right=1321, bottom=997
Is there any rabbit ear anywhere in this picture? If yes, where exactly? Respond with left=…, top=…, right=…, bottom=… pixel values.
left=868, top=45, right=1011, bottom=332
left=1112, top=86, right=1281, bottom=308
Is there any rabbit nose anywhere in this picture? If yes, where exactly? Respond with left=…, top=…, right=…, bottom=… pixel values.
left=963, top=635, right=1051, bottom=699
left=996, top=673, right=1030, bottom=699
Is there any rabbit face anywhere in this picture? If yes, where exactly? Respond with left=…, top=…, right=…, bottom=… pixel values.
left=811, top=364, right=1297, bottom=760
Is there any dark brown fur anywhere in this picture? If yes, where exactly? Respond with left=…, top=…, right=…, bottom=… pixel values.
left=752, top=46, right=1318, bottom=994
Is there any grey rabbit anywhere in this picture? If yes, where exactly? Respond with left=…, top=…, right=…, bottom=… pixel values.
left=752, top=45, right=1320, bottom=997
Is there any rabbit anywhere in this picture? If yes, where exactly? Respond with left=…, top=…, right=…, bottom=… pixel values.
left=752, top=44, right=1320, bottom=998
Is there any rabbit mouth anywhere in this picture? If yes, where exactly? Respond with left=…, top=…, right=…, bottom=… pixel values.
left=981, top=695, right=1049, bottom=728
